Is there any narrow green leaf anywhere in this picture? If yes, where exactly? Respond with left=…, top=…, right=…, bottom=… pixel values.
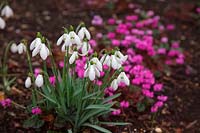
left=83, top=123, right=112, bottom=133
left=99, top=122, right=131, bottom=126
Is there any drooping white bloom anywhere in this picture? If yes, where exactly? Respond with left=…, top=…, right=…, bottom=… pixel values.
left=110, top=79, right=118, bottom=91
left=25, top=77, right=32, bottom=88
left=84, top=57, right=102, bottom=81
left=31, top=42, right=49, bottom=60
left=100, top=54, right=111, bottom=66
left=78, top=27, right=91, bottom=40
left=84, top=64, right=100, bottom=81
left=1, top=5, right=14, bottom=18
left=90, top=57, right=102, bottom=71
left=110, top=55, right=122, bottom=70
left=60, top=31, right=82, bottom=52
left=0, top=17, right=6, bottom=29
left=56, top=33, right=69, bottom=46
left=68, top=31, right=82, bottom=46
left=69, top=51, right=78, bottom=64
left=81, top=41, right=91, bottom=55
left=10, top=43, right=18, bottom=53
left=35, top=74, right=43, bottom=87
left=30, top=38, right=42, bottom=50
left=114, top=51, right=128, bottom=63
left=117, top=72, right=130, bottom=86
left=17, top=43, right=26, bottom=54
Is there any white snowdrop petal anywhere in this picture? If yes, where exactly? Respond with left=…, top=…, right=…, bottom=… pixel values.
left=0, top=17, right=6, bottom=29
left=111, top=79, right=118, bottom=91
left=56, top=35, right=63, bottom=46
left=85, top=28, right=91, bottom=40
left=78, top=28, right=84, bottom=40
left=69, top=52, right=78, bottom=64
left=40, top=44, right=48, bottom=60
left=89, top=65, right=95, bottom=81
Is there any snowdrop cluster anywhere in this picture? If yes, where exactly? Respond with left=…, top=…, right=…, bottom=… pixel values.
left=0, top=5, right=13, bottom=29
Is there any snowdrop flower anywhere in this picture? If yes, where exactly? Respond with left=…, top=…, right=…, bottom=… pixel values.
left=17, top=43, right=26, bottom=54
left=25, top=77, right=32, bottom=88
left=32, top=43, right=49, bottom=60
left=110, top=79, right=118, bottom=91
left=10, top=43, right=18, bottom=53
left=1, top=5, right=14, bottom=18
left=30, top=38, right=42, bottom=50
left=84, top=57, right=102, bottom=81
left=90, top=57, right=102, bottom=71
left=35, top=74, right=44, bottom=87
left=81, top=41, right=91, bottom=55
left=78, top=27, right=91, bottom=40
left=60, top=31, right=82, bottom=52
left=117, top=72, right=130, bottom=86
left=110, top=54, right=122, bottom=70
left=114, top=51, right=128, bottom=63
left=100, top=54, right=111, bottom=66
left=0, top=17, right=6, bottom=29
left=56, top=33, right=69, bottom=46
left=69, top=51, right=79, bottom=64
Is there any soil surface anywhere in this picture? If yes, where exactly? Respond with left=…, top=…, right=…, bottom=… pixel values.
left=0, top=0, right=199, bottom=132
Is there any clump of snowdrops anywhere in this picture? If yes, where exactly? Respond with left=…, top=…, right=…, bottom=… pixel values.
left=11, top=24, right=130, bottom=132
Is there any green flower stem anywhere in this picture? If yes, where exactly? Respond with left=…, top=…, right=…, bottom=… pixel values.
left=25, top=46, right=37, bottom=106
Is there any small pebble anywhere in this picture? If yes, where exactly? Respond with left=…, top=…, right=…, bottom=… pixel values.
left=155, top=127, right=162, bottom=133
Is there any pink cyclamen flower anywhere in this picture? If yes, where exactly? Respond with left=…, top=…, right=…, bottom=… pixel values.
left=96, top=33, right=103, bottom=39
left=196, top=7, right=200, bottom=14
left=89, top=39, right=97, bottom=47
left=0, top=98, right=11, bottom=107
left=111, top=40, right=120, bottom=46
left=161, top=37, right=168, bottom=43
left=49, top=76, right=56, bottom=85
left=166, top=24, right=175, bottom=30
left=157, top=48, right=166, bottom=54
left=157, top=95, right=168, bottom=102
left=153, top=83, right=163, bottom=91
left=32, top=107, right=42, bottom=115
left=92, top=15, right=103, bottom=26
left=59, top=61, right=64, bottom=68
left=34, top=68, right=41, bottom=77
left=112, top=109, right=121, bottom=115
left=120, top=101, right=129, bottom=108
left=107, top=32, right=116, bottom=39
left=151, top=105, right=158, bottom=113
left=108, top=18, right=116, bottom=25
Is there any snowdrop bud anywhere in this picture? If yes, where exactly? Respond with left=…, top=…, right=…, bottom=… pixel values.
left=17, top=43, right=26, bottom=54
left=0, top=17, right=6, bottom=29
left=1, top=5, right=14, bottom=18
left=78, top=27, right=91, bottom=40
left=117, top=72, right=130, bottom=86
left=69, top=51, right=78, bottom=64
left=10, top=43, right=18, bottom=53
left=35, top=74, right=44, bottom=87
left=25, top=77, right=32, bottom=88
left=111, top=79, right=118, bottom=91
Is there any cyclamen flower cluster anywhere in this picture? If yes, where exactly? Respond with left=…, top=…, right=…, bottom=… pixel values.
left=90, top=4, right=183, bottom=113
left=0, top=98, right=11, bottom=107
left=0, top=5, right=13, bottom=29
